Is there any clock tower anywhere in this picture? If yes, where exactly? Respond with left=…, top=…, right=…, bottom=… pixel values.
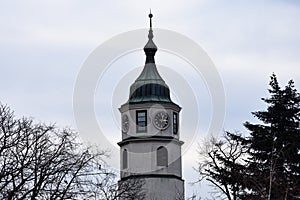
left=118, top=13, right=184, bottom=199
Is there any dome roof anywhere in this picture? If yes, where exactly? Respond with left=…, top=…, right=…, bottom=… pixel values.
left=128, top=63, right=171, bottom=103
left=128, top=13, right=172, bottom=104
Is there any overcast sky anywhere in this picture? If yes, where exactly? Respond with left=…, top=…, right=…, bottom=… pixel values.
left=1, top=0, right=300, bottom=198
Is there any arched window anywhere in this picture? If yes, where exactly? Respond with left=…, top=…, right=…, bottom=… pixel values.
left=157, top=146, right=168, bottom=166
left=123, top=149, right=128, bottom=169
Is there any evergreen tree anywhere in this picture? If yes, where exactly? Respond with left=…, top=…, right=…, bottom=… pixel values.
left=243, top=74, right=300, bottom=199
left=197, top=74, right=299, bottom=199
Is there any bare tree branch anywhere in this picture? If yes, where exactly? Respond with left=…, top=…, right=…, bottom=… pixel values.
left=0, top=103, right=144, bottom=199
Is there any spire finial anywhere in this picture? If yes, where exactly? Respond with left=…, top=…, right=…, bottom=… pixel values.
left=149, top=9, right=153, bottom=29
left=144, top=11, right=157, bottom=64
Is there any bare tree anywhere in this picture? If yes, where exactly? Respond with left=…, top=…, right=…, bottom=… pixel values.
left=0, top=103, right=144, bottom=199
left=117, top=178, right=145, bottom=200
left=186, top=194, right=202, bottom=200
left=197, top=132, right=248, bottom=200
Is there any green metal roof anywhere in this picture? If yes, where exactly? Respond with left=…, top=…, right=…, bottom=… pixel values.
left=128, top=17, right=172, bottom=104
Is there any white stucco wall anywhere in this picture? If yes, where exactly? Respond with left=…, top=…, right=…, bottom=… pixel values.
left=121, top=140, right=182, bottom=177
left=144, top=177, right=184, bottom=200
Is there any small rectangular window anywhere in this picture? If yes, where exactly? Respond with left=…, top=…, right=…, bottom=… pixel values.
left=136, top=110, right=147, bottom=133
left=173, top=112, right=178, bottom=134
left=123, top=149, right=128, bottom=169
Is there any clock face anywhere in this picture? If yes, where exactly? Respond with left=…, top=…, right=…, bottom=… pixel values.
left=154, top=111, right=169, bottom=130
left=122, top=114, right=129, bottom=133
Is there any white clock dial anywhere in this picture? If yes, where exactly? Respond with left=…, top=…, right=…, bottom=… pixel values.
left=122, top=114, right=129, bottom=133
left=154, top=111, right=169, bottom=130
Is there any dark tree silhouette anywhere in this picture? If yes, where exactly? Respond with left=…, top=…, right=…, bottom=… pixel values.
left=242, top=74, right=300, bottom=199
left=0, top=103, right=145, bottom=199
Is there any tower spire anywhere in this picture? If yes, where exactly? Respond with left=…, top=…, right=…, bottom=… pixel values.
left=127, top=11, right=172, bottom=104
left=144, top=11, right=157, bottom=64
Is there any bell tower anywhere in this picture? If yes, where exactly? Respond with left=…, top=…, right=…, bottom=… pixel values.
left=118, top=13, right=184, bottom=199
